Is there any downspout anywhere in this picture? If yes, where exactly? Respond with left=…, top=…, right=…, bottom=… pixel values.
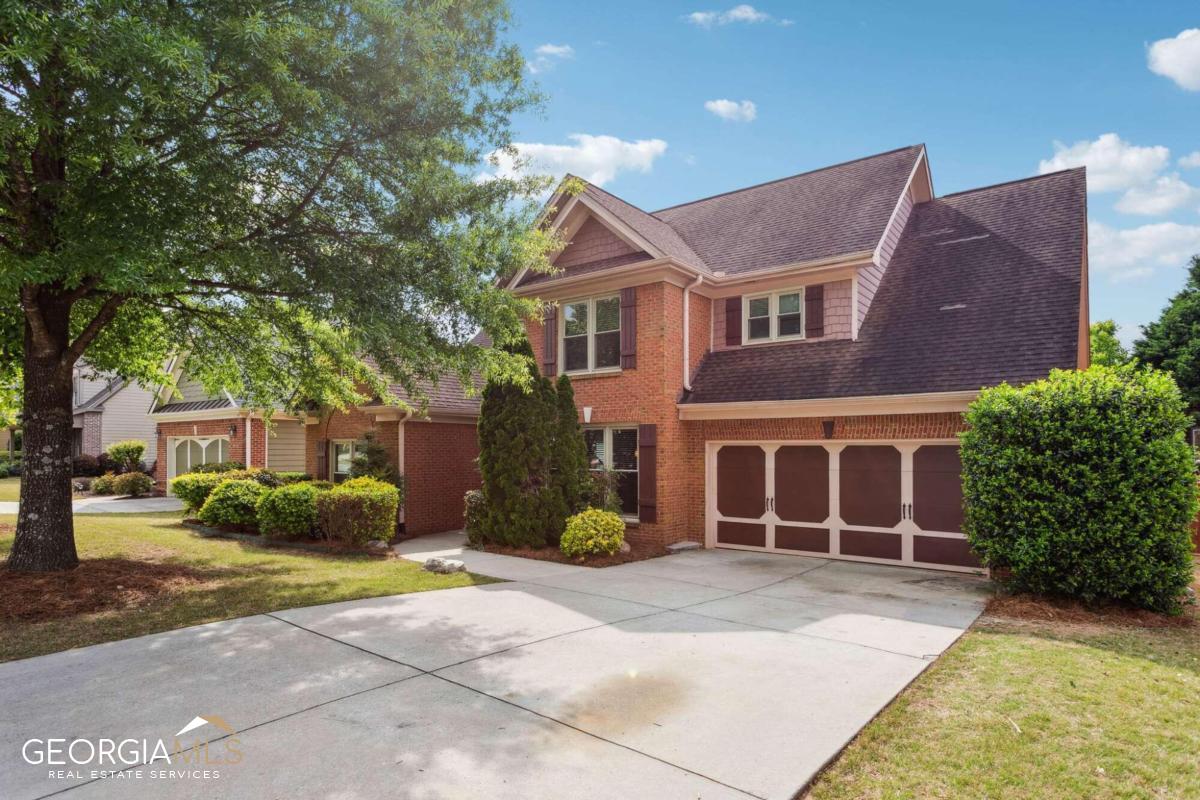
left=682, top=274, right=704, bottom=392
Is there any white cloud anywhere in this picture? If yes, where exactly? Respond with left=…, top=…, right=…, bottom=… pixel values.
left=704, top=98, right=757, bottom=122
left=1038, top=133, right=1169, bottom=192
left=484, top=134, right=668, bottom=187
left=1147, top=28, right=1200, bottom=91
left=1179, top=151, right=1200, bottom=169
left=527, top=43, right=574, bottom=74
left=685, top=5, right=790, bottom=27
left=1089, top=220, right=1200, bottom=280
left=1115, top=173, right=1198, bottom=215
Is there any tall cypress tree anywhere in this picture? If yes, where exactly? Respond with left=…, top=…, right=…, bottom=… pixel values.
left=552, top=375, right=591, bottom=517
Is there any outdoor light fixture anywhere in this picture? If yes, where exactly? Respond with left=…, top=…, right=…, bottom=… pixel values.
left=228, top=423, right=238, bottom=438
left=822, top=420, right=835, bottom=439
left=583, top=406, right=593, bottom=423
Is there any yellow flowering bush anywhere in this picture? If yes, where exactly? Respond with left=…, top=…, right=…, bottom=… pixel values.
left=560, top=509, right=625, bottom=558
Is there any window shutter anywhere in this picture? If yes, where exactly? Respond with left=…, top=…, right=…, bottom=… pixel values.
left=315, top=439, right=329, bottom=481
left=542, top=305, right=557, bottom=376
left=637, top=423, right=657, bottom=523
left=805, top=284, right=825, bottom=338
left=725, top=297, right=742, bottom=346
left=619, top=287, right=637, bottom=369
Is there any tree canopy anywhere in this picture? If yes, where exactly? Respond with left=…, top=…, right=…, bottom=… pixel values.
left=1089, top=320, right=1130, bottom=367
left=1133, top=255, right=1200, bottom=421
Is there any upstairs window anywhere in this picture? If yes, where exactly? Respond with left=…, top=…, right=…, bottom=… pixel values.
left=744, top=288, right=805, bottom=343
left=561, top=295, right=621, bottom=373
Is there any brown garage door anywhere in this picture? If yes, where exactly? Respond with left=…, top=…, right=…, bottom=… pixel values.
left=709, top=441, right=981, bottom=572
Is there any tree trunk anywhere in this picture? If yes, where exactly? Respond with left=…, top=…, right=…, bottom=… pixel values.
left=7, top=316, right=77, bottom=571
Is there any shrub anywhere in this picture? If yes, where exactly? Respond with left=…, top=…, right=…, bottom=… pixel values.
left=257, top=483, right=320, bottom=538
left=962, top=365, right=1199, bottom=613
left=560, top=509, right=625, bottom=558
left=464, top=489, right=486, bottom=546
left=106, top=440, right=147, bottom=473
left=275, top=471, right=312, bottom=485
left=310, top=480, right=334, bottom=491
left=91, top=472, right=117, bottom=495
left=199, top=479, right=267, bottom=528
left=113, top=471, right=154, bottom=497
left=349, top=430, right=404, bottom=493
left=552, top=375, right=591, bottom=517
left=72, top=454, right=101, bottom=477
left=315, top=476, right=400, bottom=545
left=192, top=460, right=245, bottom=473
left=73, top=477, right=93, bottom=493
left=1, top=456, right=22, bottom=476
left=169, top=471, right=227, bottom=512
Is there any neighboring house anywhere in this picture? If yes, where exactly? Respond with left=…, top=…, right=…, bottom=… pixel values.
left=71, top=366, right=158, bottom=459
left=511, top=144, right=1088, bottom=572
left=148, top=357, right=481, bottom=537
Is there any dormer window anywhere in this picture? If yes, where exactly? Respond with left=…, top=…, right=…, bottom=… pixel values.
left=744, top=288, right=805, bottom=343
left=561, top=295, right=621, bottom=373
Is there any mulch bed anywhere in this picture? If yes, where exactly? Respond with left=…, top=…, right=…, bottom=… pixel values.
left=0, top=558, right=209, bottom=623
left=480, top=539, right=668, bottom=567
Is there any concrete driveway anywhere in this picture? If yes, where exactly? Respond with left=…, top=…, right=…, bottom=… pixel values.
left=1, top=533, right=988, bottom=800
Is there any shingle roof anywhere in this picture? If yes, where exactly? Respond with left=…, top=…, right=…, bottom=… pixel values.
left=74, top=379, right=125, bottom=413
left=683, top=168, right=1086, bottom=404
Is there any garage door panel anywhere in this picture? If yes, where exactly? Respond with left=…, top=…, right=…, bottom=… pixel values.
left=775, top=525, right=830, bottom=554
left=913, top=535, right=980, bottom=568
left=840, top=530, right=902, bottom=561
left=716, top=446, right=766, bottom=519
left=774, top=446, right=829, bottom=523
left=717, top=521, right=767, bottom=547
left=912, top=445, right=964, bottom=533
left=838, top=445, right=901, bottom=528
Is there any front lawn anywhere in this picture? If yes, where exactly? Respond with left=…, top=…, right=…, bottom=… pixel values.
left=806, top=566, right=1200, bottom=800
left=0, top=512, right=496, bottom=663
left=0, top=477, right=19, bottom=501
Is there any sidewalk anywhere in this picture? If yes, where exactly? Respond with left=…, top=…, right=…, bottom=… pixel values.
left=0, top=495, right=183, bottom=515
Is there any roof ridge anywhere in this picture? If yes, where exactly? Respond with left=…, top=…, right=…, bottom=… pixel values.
left=650, top=144, right=924, bottom=215
left=937, top=167, right=1084, bottom=200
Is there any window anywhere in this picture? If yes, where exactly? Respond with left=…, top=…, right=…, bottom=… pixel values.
left=561, top=295, right=621, bottom=373
left=584, top=426, right=638, bottom=517
left=331, top=440, right=357, bottom=483
left=171, top=436, right=230, bottom=477
left=744, top=288, right=805, bottom=343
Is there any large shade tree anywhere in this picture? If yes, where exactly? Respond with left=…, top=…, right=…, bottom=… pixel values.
left=1134, top=255, right=1200, bottom=422
left=1, top=0, right=555, bottom=571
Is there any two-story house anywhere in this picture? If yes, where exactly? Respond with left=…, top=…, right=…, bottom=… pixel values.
left=512, top=145, right=1088, bottom=572
left=71, top=365, right=159, bottom=460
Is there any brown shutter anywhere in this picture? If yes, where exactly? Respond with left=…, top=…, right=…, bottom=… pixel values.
left=805, top=284, right=824, bottom=338
left=638, top=423, right=657, bottom=523
left=725, top=297, right=742, bottom=346
left=542, top=305, right=557, bottom=376
left=619, top=287, right=637, bottom=369
left=315, top=439, right=329, bottom=480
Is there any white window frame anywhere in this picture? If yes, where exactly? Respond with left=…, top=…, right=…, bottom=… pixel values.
left=743, top=287, right=806, bottom=344
left=559, top=294, right=622, bottom=375
left=330, top=439, right=358, bottom=483
left=584, top=425, right=639, bottom=520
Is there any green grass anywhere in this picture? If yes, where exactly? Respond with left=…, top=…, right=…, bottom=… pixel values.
left=0, top=477, right=19, bottom=501
left=0, top=512, right=497, bottom=663
left=807, top=601, right=1200, bottom=799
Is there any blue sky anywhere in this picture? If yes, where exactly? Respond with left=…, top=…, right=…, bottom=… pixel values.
left=498, top=1, right=1200, bottom=346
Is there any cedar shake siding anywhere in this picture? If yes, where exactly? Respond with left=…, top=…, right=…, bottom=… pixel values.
left=712, top=278, right=853, bottom=351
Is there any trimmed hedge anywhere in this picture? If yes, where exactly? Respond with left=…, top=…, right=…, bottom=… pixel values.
left=257, top=482, right=322, bottom=538
left=113, top=471, right=154, bottom=497
left=962, top=366, right=1199, bottom=613
left=315, top=477, right=399, bottom=545
left=199, top=479, right=267, bottom=527
left=560, top=509, right=625, bottom=558
left=170, top=471, right=226, bottom=512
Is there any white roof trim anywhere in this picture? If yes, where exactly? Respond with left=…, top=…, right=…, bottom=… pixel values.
left=677, top=389, right=977, bottom=420
left=872, top=146, right=926, bottom=266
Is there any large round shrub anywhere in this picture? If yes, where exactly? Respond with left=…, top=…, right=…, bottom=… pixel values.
left=315, top=477, right=399, bottom=545
left=170, top=471, right=226, bottom=512
left=106, top=439, right=146, bottom=473
left=961, top=365, right=1198, bottom=613
left=91, top=472, right=117, bottom=495
left=199, top=479, right=267, bottom=527
left=257, top=482, right=320, bottom=538
left=560, top=509, right=625, bottom=558
left=113, top=471, right=154, bottom=497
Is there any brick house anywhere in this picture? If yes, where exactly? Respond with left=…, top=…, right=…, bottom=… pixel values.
left=148, top=357, right=480, bottom=537
left=510, top=145, right=1088, bottom=572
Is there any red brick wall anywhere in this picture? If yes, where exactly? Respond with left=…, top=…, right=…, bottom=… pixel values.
left=404, top=421, right=480, bottom=535
left=304, top=408, right=400, bottom=478
left=155, top=417, right=255, bottom=489
left=80, top=411, right=103, bottom=457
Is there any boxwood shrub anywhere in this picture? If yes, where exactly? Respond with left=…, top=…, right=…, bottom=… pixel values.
left=257, top=482, right=321, bottom=538
left=91, top=472, right=117, bottom=495
left=170, top=471, right=227, bottom=512
left=315, top=477, right=399, bottom=545
left=961, top=365, right=1198, bottom=613
left=199, top=479, right=267, bottom=527
left=112, top=471, right=154, bottom=497
left=560, top=509, right=625, bottom=558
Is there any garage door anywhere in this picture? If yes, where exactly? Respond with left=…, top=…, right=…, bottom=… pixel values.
left=708, top=441, right=981, bottom=572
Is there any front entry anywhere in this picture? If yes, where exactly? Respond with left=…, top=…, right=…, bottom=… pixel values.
left=707, top=441, right=981, bottom=572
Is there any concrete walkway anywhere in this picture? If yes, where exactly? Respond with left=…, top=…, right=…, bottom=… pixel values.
left=1, top=532, right=989, bottom=800
left=0, top=495, right=183, bottom=515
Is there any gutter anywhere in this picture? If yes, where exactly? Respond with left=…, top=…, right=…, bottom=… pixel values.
left=682, top=273, right=704, bottom=391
